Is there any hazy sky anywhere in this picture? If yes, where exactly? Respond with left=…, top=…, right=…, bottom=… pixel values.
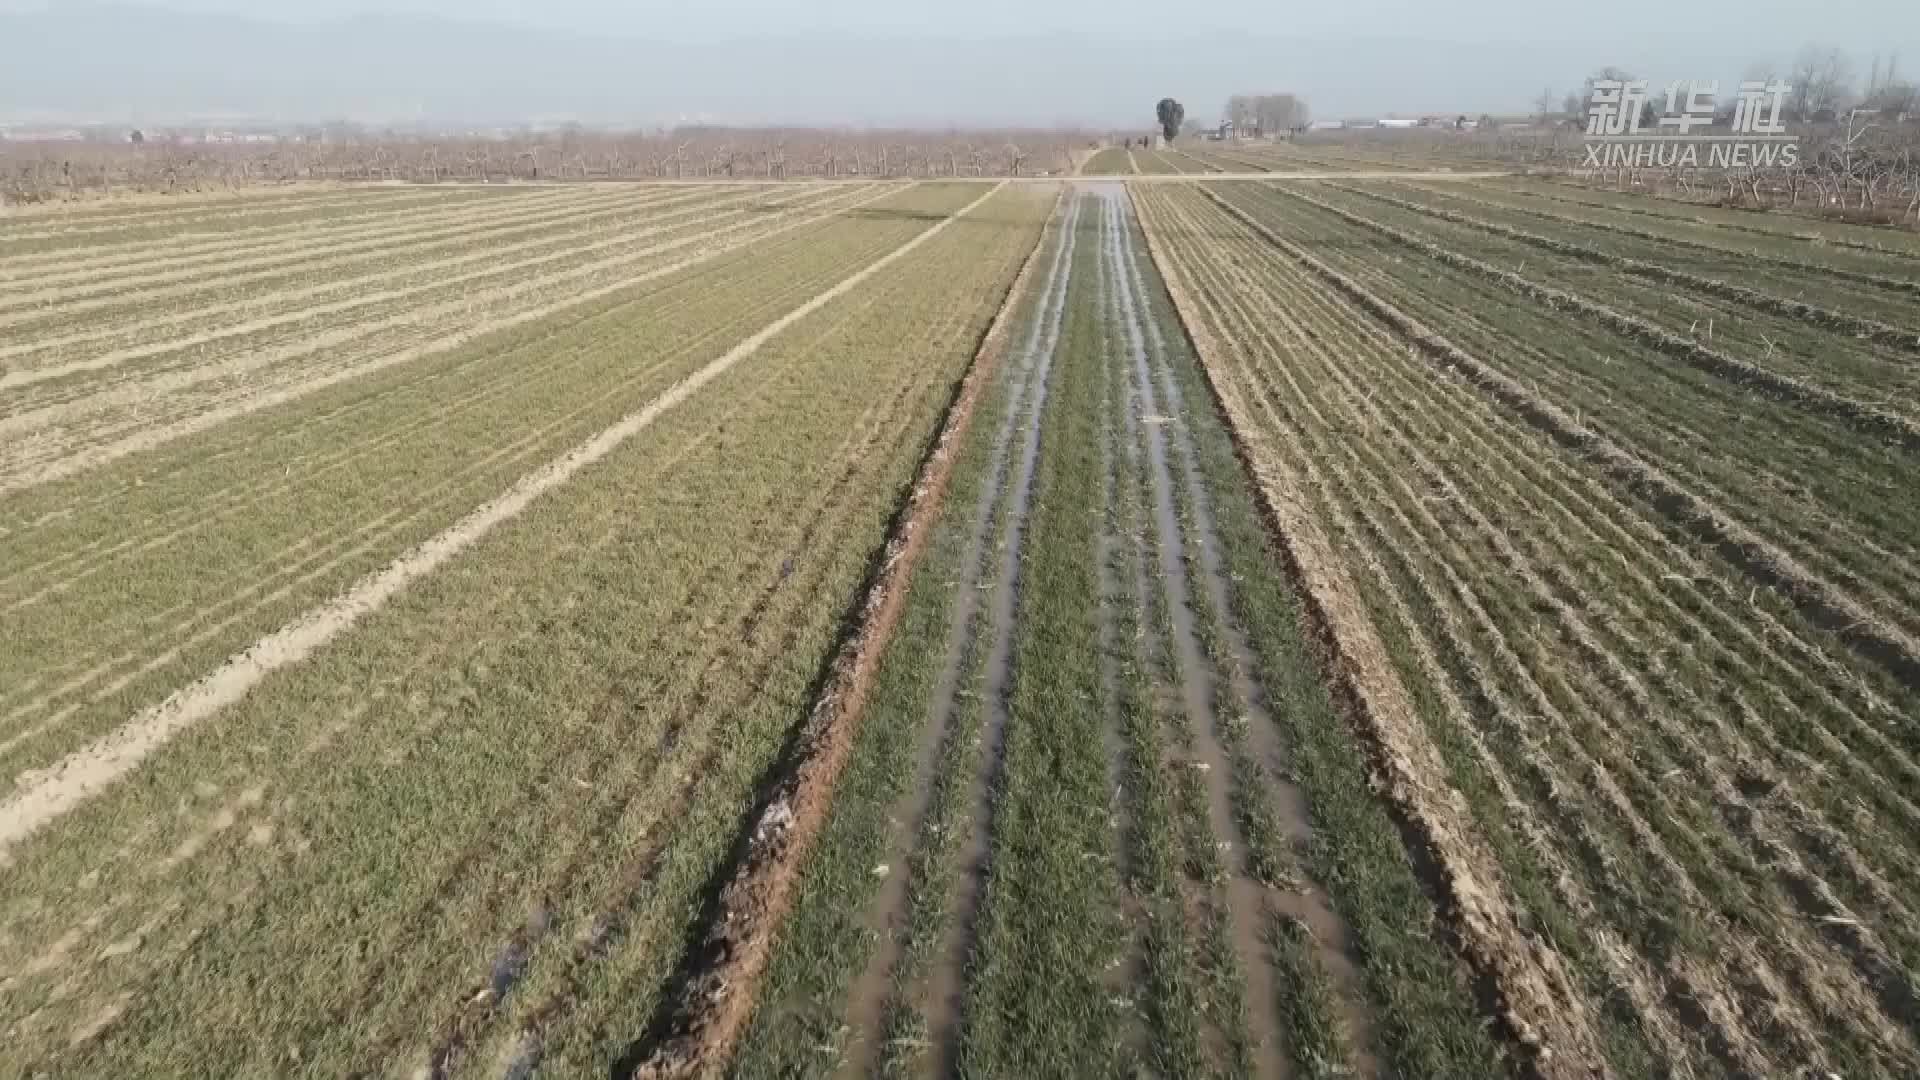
left=7, top=0, right=1916, bottom=46
left=3, top=1, right=1916, bottom=125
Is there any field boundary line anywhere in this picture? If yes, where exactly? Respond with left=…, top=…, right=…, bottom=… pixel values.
left=1341, top=182, right=1920, bottom=354
left=619, top=180, right=1054, bottom=1079
left=0, top=185, right=813, bottom=387
left=1410, top=176, right=1920, bottom=278
left=0, top=181, right=998, bottom=863
left=1272, top=184, right=1920, bottom=450
left=1205, top=184, right=1920, bottom=691
left=1134, top=186, right=1613, bottom=1079
left=0, top=185, right=890, bottom=496
left=1509, top=182, right=1920, bottom=285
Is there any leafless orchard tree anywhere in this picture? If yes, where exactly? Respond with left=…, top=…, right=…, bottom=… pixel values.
left=0, top=126, right=1090, bottom=204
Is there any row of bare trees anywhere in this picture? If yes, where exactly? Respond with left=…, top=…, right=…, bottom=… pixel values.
left=1582, top=122, right=1920, bottom=222
left=1477, top=118, right=1920, bottom=223
left=1533, top=47, right=1918, bottom=131
left=1221, top=93, right=1310, bottom=137
left=0, top=127, right=1093, bottom=203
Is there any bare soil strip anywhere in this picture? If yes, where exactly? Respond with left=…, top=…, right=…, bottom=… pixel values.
left=1139, top=187, right=1616, bottom=1078
left=824, top=190, right=1076, bottom=1080
left=0, top=183, right=997, bottom=862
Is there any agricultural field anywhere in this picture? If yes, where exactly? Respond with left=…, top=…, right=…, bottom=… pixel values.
left=1133, top=177, right=1920, bottom=1077
left=1079, top=148, right=1137, bottom=176
left=0, top=179, right=1056, bottom=1074
left=4, top=160, right=1919, bottom=1079
left=723, top=183, right=1495, bottom=1079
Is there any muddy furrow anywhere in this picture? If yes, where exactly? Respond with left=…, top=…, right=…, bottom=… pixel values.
left=1090, top=213, right=1152, bottom=1063
left=813, top=193, right=1079, bottom=1080
left=1110, top=188, right=1383, bottom=1076
left=1098, top=184, right=1289, bottom=1080
left=825, top=191, right=1074, bottom=1077
left=914, top=193, right=1084, bottom=1080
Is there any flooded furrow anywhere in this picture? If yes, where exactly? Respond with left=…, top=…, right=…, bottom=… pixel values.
left=835, top=193, right=1083, bottom=1078
left=1111, top=193, right=1383, bottom=1076
left=1092, top=206, right=1151, bottom=1059
left=1098, top=182, right=1288, bottom=1080
left=918, top=194, right=1084, bottom=1080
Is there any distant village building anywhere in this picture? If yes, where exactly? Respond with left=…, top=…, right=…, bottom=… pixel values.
left=1309, top=119, right=1346, bottom=131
